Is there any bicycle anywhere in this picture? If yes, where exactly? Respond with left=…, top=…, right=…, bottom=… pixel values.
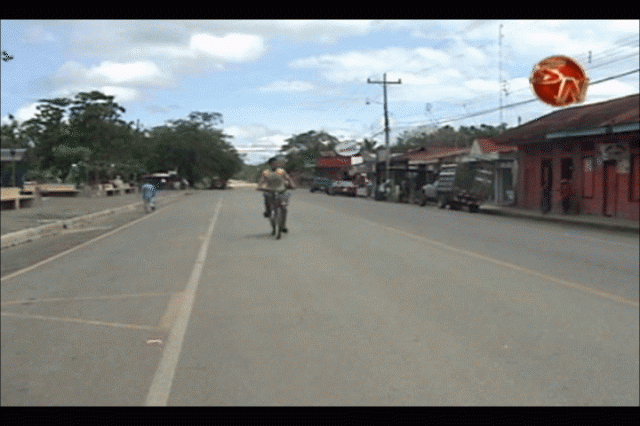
left=259, top=188, right=289, bottom=239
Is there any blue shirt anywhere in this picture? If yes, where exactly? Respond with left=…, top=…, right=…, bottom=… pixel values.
left=141, top=183, right=157, bottom=200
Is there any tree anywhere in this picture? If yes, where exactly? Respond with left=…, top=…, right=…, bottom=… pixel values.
left=21, top=97, right=72, bottom=172
left=1, top=115, right=30, bottom=149
left=147, top=111, right=241, bottom=187
left=361, top=138, right=378, bottom=152
left=67, top=91, right=129, bottom=182
left=280, top=130, right=339, bottom=173
left=395, top=123, right=508, bottom=151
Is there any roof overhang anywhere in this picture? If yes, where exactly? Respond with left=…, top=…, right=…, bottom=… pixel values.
left=546, top=122, right=639, bottom=140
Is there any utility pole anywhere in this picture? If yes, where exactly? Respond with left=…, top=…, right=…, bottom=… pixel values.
left=367, top=73, right=401, bottom=185
left=499, top=24, right=504, bottom=129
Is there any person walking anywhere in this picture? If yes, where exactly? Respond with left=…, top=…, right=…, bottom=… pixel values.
left=141, top=180, right=157, bottom=213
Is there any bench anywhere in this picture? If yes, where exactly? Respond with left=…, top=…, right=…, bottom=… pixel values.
left=22, top=182, right=37, bottom=195
left=100, top=183, right=119, bottom=196
left=38, top=183, right=79, bottom=196
left=119, top=183, right=136, bottom=194
left=1, top=187, right=35, bottom=210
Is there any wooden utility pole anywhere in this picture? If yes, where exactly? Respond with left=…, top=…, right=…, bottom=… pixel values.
left=367, top=73, right=401, bottom=185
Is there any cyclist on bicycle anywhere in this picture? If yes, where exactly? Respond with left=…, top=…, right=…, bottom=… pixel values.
left=257, top=156, right=295, bottom=232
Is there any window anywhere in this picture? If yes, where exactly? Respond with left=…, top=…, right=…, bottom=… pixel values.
left=583, top=157, right=594, bottom=198
left=631, top=154, right=640, bottom=202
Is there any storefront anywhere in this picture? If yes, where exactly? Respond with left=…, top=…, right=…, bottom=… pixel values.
left=375, top=146, right=470, bottom=203
left=316, top=155, right=352, bottom=181
left=493, top=94, right=639, bottom=221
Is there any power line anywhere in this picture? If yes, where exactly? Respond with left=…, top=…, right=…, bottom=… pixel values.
left=388, top=68, right=639, bottom=133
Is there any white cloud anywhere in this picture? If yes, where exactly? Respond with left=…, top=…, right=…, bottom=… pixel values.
left=189, top=33, right=265, bottom=62
left=224, top=124, right=290, bottom=152
left=259, top=134, right=289, bottom=146
left=98, top=86, right=140, bottom=103
left=585, top=79, right=639, bottom=101
left=22, top=24, right=57, bottom=43
left=49, top=60, right=169, bottom=106
left=225, top=124, right=279, bottom=140
left=87, top=61, right=168, bottom=85
left=604, top=20, right=640, bottom=33
left=258, top=80, right=314, bottom=93
left=290, top=46, right=477, bottom=84
left=11, top=103, right=40, bottom=123
left=464, top=79, right=499, bottom=92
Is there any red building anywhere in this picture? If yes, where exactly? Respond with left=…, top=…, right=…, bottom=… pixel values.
left=316, top=155, right=352, bottom=181
left=493, top=94, right=639, bottom=221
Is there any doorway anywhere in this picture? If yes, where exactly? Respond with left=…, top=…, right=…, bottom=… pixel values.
left=603, top=160, right=617, bottom=217
left=540, top=159, right=553, bottom=213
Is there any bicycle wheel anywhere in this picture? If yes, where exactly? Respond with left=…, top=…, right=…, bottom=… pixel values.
left=270, top=210, right=276, bottom=235
left=275, top=204, right=283, bottom=239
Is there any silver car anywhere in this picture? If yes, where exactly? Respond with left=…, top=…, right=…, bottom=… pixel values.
left=419, top=180, right=439, bottom=205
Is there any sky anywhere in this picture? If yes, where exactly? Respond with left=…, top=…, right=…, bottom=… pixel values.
left=1, top=20, right=638, bottom=164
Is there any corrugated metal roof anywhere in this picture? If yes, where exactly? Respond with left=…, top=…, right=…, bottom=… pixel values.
left=493, top=93, right=639, bottom=145
left=397, top=146, right=470, bottom=163
left=475, top=138, right=517, bottom=153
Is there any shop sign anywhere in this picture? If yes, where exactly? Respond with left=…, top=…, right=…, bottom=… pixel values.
left=597, top=143, right=628, bottom=161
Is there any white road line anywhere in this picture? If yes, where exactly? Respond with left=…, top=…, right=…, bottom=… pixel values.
left=144, top=196, right=223, bottom=406
left=0, top=311, right=166, bottom=332
left=2, top=206, right=156, bottom=282
left=60, top=226, right=114, bottom=234
left=1, top=292, right=176, bottom=307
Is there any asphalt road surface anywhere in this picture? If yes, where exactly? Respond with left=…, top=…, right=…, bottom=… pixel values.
left=1, top=189, right=638, bottom=406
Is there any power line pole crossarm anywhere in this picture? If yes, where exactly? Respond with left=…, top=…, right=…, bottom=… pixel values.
left=367, top=73, right=402, bottom=185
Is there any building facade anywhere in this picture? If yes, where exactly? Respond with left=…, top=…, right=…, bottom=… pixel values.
left=493, top=94, right=639, bottom=221
left=315, top=155, right=352, bottom=181
left=0, top=148, right=28, bottom=187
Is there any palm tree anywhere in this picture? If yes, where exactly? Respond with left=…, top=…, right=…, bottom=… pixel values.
left=361, top=138, right=378, bottom=153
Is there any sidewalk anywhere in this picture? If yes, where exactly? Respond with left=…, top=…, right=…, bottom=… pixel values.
left=1, top=190, right=192, bottom=248
left=481, top=203, right=639, bottom=234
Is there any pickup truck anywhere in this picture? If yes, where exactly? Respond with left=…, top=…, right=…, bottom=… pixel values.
left=435, top=163, right=493, bottom=213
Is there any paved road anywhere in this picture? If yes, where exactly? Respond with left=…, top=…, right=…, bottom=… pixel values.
left=1, top=189, right=638, bottom=405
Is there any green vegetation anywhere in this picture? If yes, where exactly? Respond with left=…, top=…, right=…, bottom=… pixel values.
left=395, top=123, right=508, bottom=151
left=1, top=91, right=242, bottom=188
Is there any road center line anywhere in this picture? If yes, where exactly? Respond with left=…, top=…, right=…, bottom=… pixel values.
left=313, top=204, right=638, bottom=308
left=145, top=196, right=223, bottom=406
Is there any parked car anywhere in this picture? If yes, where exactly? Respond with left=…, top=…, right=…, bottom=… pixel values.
left=419, top=180, right=439, bottom=206
left=310, top=177, right=333, bottom=193
left=328, top=180, right=357, bottom=197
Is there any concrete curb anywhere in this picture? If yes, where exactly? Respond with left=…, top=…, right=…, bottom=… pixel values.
left=1, top=192, right=190, bottom=249
left=480, top=206, right=639, bottom=234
